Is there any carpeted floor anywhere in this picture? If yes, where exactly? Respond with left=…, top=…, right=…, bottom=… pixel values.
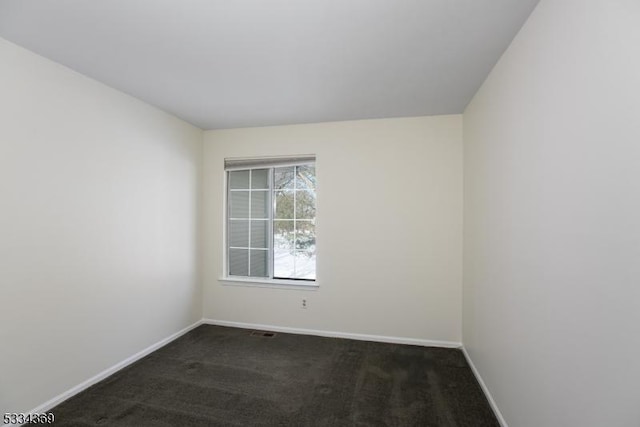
left=39, top=325, right=499, bottom=426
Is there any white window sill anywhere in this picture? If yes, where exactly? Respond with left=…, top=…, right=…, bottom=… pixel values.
left=219, top=276, right=319, bottom=290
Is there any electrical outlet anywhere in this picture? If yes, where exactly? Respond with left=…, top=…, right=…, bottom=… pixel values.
left=301, top=299, right=307, bottom=309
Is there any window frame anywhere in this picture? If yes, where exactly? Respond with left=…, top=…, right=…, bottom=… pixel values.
left=221, top=158, right=318, bottom=289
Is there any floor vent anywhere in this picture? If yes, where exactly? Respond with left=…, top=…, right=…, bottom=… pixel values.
left=250, top=330, right=277, bottom=338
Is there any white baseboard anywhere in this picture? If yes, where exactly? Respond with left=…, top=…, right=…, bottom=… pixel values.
left=461, top=346, right=508, bottom=427
left=22, top=319, right=204, bottom=419
left=202, top=318, right=462, bottom=348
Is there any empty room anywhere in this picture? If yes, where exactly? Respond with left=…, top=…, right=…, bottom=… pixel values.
left=1, top=1, right=638, bottom=426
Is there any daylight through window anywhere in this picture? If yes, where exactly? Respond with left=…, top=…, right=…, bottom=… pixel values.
left=226, top=157, right=316, bottom=281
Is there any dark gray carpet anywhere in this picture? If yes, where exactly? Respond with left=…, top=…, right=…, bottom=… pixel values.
left=39, top=325, right=499, bottom=426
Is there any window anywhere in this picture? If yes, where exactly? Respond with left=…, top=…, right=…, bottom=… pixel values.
left=225, top=156, right=316, bottom=283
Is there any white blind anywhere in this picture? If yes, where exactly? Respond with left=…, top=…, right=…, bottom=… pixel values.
left=224, top=155, right=315, bottom=171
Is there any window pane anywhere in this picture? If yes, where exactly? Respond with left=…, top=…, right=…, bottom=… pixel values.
left=230, top=191, right=249, bottom=218
left=274, top=249, right=316, bottom=280
left=251, top=190, right=269, bottom=219
left=274, top=166, right=294, bottom=189
left=295, top=221, right=315, bottom=251
left=274, top=247, right=294, bottom=278
left=295, top=190, right=315, bottom=219
left=229, top=220, right=249, bottom=247
left=229, top=170, right=250, bottom=189
left=296, top=165, right=316, bottom=190
left=294, top=250, right=316, bottom=280
left=251, top=220, right=268, bottom=249
left=274, top=220, right=294, bottom=250
left=227, top=164, right=316, bottom=281
left=251, top=169, right=269, bottom=189
left=250, top=249, right=268, bottom=277
left=229, top=248, right=249, bottom=276
left=274, top=190, right=294, bottom=219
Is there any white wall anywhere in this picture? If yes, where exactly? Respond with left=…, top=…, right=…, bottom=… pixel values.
left=0, top=39, right=203, bottom=414
left=203, top=116, right=462, bottom=343
left=463, top=1, right=640, bottom=426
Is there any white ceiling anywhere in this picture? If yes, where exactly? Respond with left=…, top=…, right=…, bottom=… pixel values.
left=0, top=0, right=539, bottom=130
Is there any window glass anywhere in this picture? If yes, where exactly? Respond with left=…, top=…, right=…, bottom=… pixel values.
left=227, top=163, right=316, bottom=281
left=250, top=249, right=268, bottom=277
left=229, top=220, right=249, bottom=247
left=251, top=190, right=269, bottom=219
left=274, top=166, right=295, bottom=189
left=230, top=191, right=249, bottom=218
left=251, top=169, right=269, bottom=189
left=229, top=248, right=249, bottom=276
left=274, top=190, right=294, bottom=219
left=296, top=165, right=316, bottom=190
left=229, top=170, right=250, bottom=189
left=295, top=190, right=315, bottom=219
